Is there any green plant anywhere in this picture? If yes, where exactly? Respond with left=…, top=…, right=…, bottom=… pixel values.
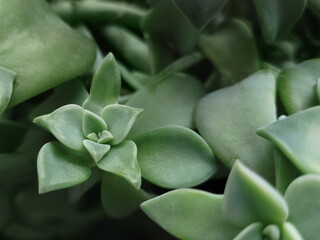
left=2, top=0, right=320, bottom=239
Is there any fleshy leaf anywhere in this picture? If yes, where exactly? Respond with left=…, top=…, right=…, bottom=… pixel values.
left=97, top=130, right=113, bottom=144
left=223, top=161, right=288, bottom=227
left=102, top=25, right=150, bottom=73
left=281, top=222, right=304, bottom=240
left=0, top=0, right=96, bottom=107
left=253, top=0, right=306, bottom=43
left=317, top=77, right=320, bottom=104
left=141, top=0, right=199, bottom=55
left=97, top=140, right=141, bottom=189
left=195, top=71, right=276, bottom=181
left=141, top=189, right=241, bottom=240
left=87, top=133, right=99, bottom=142
left=173, top=0, right=228, bottom=30
left=100, top=104, right=143, bottom=145
left=83, top=140, right=110, bottom=163
left=278, top=59, right=320, bottom=114
left=127, top=73, right=206, bottom=138
left=285, top=175, right=320, bottom=240
left=134, top=126, right=216, bottom=189
left=234, top=222, right=263, bottom=240
left=82, top=110, right=108, bottom=137
left=83, top=53, right=121, bottom=115
left=101, top=173, right=150, bottom=218
left=274, top=145, right=301, bottom=195
left=198, top=19, right=260, bottom=83
left=37, top=142, right=91, bottom=194
left=33, top=104, right=85, bottom=151
left=257, top=106, right=320, bottom=174
left=0, top=67, right=16, bottom=114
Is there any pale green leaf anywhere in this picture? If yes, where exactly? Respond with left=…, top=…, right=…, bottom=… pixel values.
left=100, top=104, right=143, bottom=145
left=82, top=110, right=107, bottom=137
left=37, top=142, right=91, bottom=194
left=83, top=140, right=110, bottom=163
left=134, top=126, right=216, bottom=189
left=97, top=140, right=141, bottom=189
left=196, top=71, right=276, bottom=181
left=223, top=161, right=288, bottom=227
left=285, top=175, right=320, bottom=240
left=0, top=67, right=16, bottom=114
left=257, top=106, right=320, bottom=174
left=281, top=222, right=304, bottom=240
left=127, top=73, right=206, bottom=138
left=278, top=59, right=320, bottom=114
left=234, top=222, right=263, bottom=240
left=141, top=189, right=241, bottom=240
left=33, top=104, right=85, bottom=151
left=83, top=53, right=121, bottom=115
left=0, top=0, right=96, bottom=107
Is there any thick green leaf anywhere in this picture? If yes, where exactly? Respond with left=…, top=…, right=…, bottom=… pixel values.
left=278, top=59, right=320, bottom=114
left=285, top=175, right=320, bottom=240
left=82, top=110, right=108, bottom=137
left=281, top=222, right=304, bottom=240
left=83, top=53, right=121, bottom=115
left=127, top=73, right=206, bottom=138
left=0, top=67, right=16, bottom=114
left=0, top=120, right=27, bottom=153
left=274, top=145, right=301, bottom=195
left=141, top=0, right=199, bottom=55
left=97, top=130, right=114, bottom=144
left=101, top=173, right=150, bottom=218
left=34, top=105, right=85, bottom=151
left=196, top=71, right=276, bottom=181
left=234, top=223, right=263, bottom=240
left=0, top=0, right=96, bottom=107
left=173, top=0, right=228, bottom=29
left=101, top=104, right=143, bottom=145
left=223, top=161, right=288, bottom=227
left=263, top=225, right=281, bottom=240
left=37, top=142, right=91, bottom=194
left=141, top=189, right=241, bottom=240
left=83, top=140, right=110, bottom=163
left=198, top=19, right=260, bottom=83
left=52, top=1, right=146, bottom=30
left=317, top=77, right=320, bottom=104
left=254, top=0, right=306, bottom=43
left=102, top=25, right=150, bottom=73
left=257, top=106, right=320, bottom=174
left=134, top=126, right=216, bottom=189
left=97, top=140, right=141, bottom=189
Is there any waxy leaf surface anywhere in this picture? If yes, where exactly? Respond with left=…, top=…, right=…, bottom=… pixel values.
left=223, top=162, right=288, bottom=227
left=134, top=126, right=216, bottom=189
left=141, top=189, right=241, bottom=240
left=83, top=53, right=121, bottom=115
left=278, top=59, right=320, bottom=114
left=285, top=175, right=320, bottom=240
left=0, top=0, right=96, bottom=107
left=97, top=140, right=141, bottom=189
left=82, top=110, right=107, bottom=137
left=101, top=104, right=143, bottom=145
left=257, top=106, right=320, bottom=174
left=37, top=142, right=91, bottom=194
left=234, top=222, right=263, bottom=240
left=127, top=73, right=205, bottom=138
left=34, top=105, right=85, bottom=151
left=0, top=67, right=16, bottom=114
left=196, top=71, right=276, bottom=181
